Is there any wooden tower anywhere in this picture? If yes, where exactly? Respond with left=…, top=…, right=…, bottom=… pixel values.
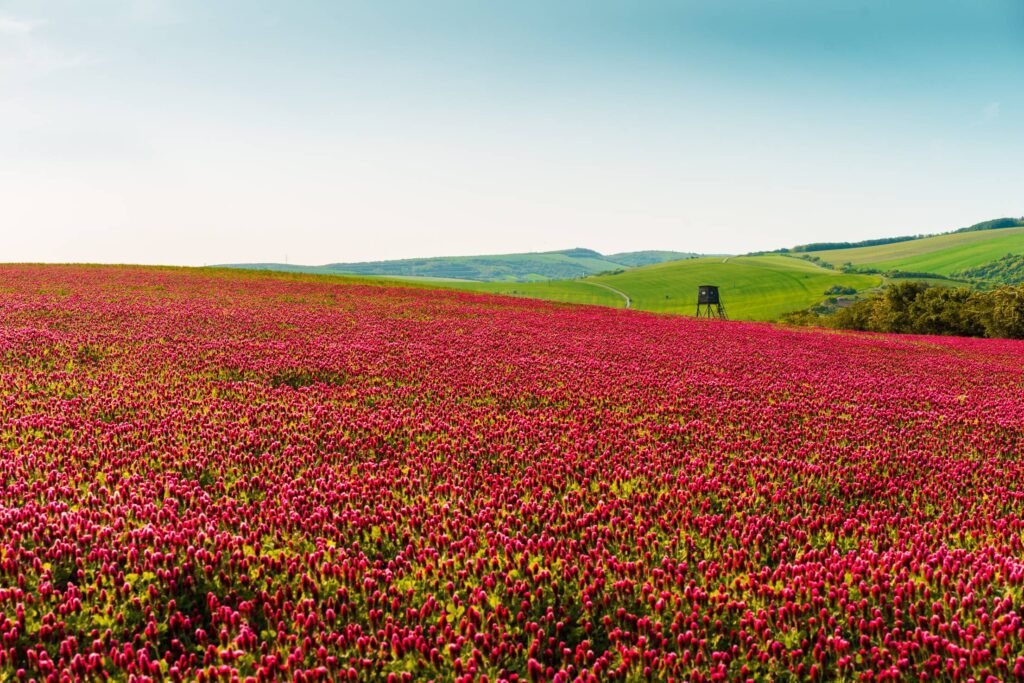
left=695, top=285, right=727, bottom=320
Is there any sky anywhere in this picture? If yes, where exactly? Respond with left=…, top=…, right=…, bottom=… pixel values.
left=1, top=0, right=1022, bottom=266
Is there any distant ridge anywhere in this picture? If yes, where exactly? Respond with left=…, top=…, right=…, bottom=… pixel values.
left=221, top=248, right=697, bottom=283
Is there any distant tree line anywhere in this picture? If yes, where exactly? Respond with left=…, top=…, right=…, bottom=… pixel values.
left=790, top=254, right=962, bottom=285
left=795, top=254, right=837, bottom=269
left=790, top=235, right=923, bottom=253
left=833, top=262, right=958, bottom=281
left=780, top=281, right=1024, bottom=339
left=955, top=217, right=1024, bottom=233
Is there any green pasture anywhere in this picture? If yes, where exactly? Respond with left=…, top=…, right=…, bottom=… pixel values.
left=433, top=255, right=881, bottom=321
left=589, top=255, right=881, bottom=320
left=215, top=221, right=1024, bottom=321
left=224, top=237, right=1024, bottom=321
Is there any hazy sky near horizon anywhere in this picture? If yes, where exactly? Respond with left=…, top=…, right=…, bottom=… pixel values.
left=2, top=1, right=1022, bottom=265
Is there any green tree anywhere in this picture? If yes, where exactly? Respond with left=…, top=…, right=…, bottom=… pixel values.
left=975, top=287, right=1024, bottom=339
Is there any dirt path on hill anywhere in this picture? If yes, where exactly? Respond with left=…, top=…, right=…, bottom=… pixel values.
left=586, top=282, right=632, bottom=309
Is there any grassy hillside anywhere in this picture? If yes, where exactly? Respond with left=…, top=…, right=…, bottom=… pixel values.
left=214, top=255, right=889, bottom=321
left=589, top=255, right=880, bottom=320
left=437, top=255, right=880, bottom=321
left=217, top=216, right=1021, bottom=319
left=811, top=227, right=1024, bottom=275
left=224, top=248, right=695, bottom=282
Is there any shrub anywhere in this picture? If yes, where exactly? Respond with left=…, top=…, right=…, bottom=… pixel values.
left=785, top=281, right=1024, bottom=339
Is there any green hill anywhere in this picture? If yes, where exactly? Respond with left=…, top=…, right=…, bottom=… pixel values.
left=441, top=255, right=881, bottom=321
left=218, top=215, right=1021, bottom=321
left=590, top=255, right=879, bottom=320
left=223, top=248, right=695, bottom=282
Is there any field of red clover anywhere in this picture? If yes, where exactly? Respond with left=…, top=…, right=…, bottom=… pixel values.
left=1, top=264, right=1023, bottom=682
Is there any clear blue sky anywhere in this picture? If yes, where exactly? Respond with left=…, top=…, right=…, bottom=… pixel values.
left=2, top=0, right=1022, bottom=265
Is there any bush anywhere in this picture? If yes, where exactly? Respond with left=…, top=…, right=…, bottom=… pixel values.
left=974, top=287, right=1024, bottom=338
left=783, top=282, right=1024, bottom=339
left=883, top=270, right=951, bottom=280
left=795, top=254, right=836, bottom=269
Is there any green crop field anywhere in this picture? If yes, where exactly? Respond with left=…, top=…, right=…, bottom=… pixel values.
left=589, top=255, right=880, bottom=320
left=216, top=220, right=1023, bottom=322
left=433, top=255, right=880, bottom=321
left=811, top=227, right=1024, bottom=275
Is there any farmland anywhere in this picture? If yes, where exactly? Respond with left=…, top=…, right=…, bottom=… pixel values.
left=444, top=256, right=881, bottom=321
left=220, top=220, right=1024, bottom=321
left=588, top=256, right=879, bottom=319
left=2, top=265, right=1024, bottom=681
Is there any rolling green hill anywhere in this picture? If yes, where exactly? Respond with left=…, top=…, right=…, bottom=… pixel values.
left=810, top=226, right=1024, bottom=275
left=440, top=255, right=881, bottom=321
left=219, top=215, right=1022, bottom=322
left=590, top=255, right=880, bottom=320
left=223, top=248, right=695, bottom=282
